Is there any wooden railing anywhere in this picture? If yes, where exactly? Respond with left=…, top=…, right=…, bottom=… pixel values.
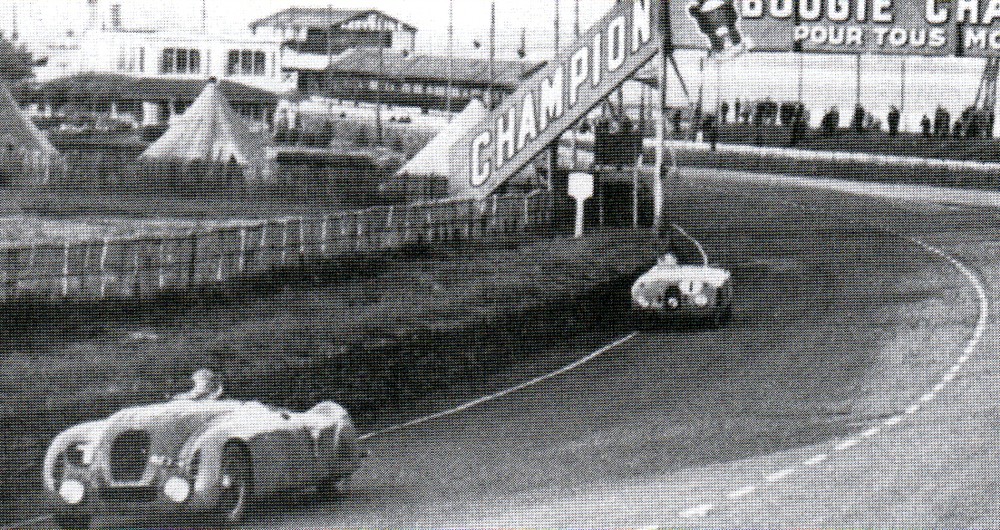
left=0, top=190, right=553, bottom=301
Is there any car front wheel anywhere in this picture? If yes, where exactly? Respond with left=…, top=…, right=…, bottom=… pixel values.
left=217, top=442, right=252, bottom=524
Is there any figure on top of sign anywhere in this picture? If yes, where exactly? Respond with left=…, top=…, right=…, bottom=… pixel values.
left=687, top=0, right=752, bottom=58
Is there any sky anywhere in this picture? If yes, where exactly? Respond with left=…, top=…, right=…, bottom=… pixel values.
left=0, top=0, right=990, bottom=131
left=0, top=0, right=615, bottom=60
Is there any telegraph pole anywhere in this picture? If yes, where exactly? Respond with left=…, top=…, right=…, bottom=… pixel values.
left=446, top=0, right=454, bottom=118
left=654, top=0, right=671, bottom=230
left=488, top=1, right=496, bottom=110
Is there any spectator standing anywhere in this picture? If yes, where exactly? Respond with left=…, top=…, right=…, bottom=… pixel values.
left=821, top=107, right=840, bottom=137
left=921, top=114, right=932, bottom=137
left=934, top=106, right=950, bottom=137
left=720, top=101, right=729, bottom=124
left=704, top=114, right=718, bottom=151
left=734, top=99, right=741, bottom=123
left=887, top=106, right=900, bottom=136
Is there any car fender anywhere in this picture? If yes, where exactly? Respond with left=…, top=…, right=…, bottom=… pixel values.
left=43, top=420, right=107, bottom=492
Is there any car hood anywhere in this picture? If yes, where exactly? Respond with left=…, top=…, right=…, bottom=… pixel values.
left=94, top=399, right=248, bottom=459
left=633, top=264, right=731, bottom=288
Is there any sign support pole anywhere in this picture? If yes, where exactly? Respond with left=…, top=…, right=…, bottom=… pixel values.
left=654, top=0, right=670, bottom=230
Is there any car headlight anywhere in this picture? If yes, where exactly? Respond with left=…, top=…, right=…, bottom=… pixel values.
left=693, top=294, right=709, bottom=306
left=164, top=476, right=191, bottom=503
left=59, top=480, right=86, bottom=505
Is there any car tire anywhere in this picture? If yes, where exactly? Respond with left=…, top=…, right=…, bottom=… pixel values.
left=217, top=442, right=252, bottom=524
left=54, top=510, right=91, bottom=530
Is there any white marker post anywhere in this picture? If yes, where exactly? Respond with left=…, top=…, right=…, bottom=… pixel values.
left=568, top=172, right=594, bottom=239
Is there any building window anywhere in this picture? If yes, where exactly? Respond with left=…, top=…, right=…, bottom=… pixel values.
left=161, top=48, right=201, bottom=74
left=227, top=49, right=267, bottom=76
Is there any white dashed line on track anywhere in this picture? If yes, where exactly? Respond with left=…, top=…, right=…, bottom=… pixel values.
left=803, top=453, right=828, bottom=466
left=727, top=485, right=757, bottom=499
left=673, top=230, right=989, bottom=521
left=679, top=504, right=715, bottom=518
left=766, top=468, right=797, bottom=482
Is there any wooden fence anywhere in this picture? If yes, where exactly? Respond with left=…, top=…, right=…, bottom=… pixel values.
left=0, top=190, right=553, bottom=302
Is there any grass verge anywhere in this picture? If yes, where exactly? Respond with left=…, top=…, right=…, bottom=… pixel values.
left=0, top=228, right=666, bottom=522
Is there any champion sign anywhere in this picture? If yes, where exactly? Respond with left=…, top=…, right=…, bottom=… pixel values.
left=455, top=0, right=659, bottom=197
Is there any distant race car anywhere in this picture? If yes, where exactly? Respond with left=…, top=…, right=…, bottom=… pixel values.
left=43, top=380, right=359, bottom=529
left=631, top=253, right=733, bottom=327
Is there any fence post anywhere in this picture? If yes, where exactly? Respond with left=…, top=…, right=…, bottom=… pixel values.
left=523, top=195, right=530, bottom=230
left=258, top=223, right=268, bottom=271
left=320, top=215, right=329, bottom=256
left=132, top=245, right=141, bottom=298
left=62, top=241, right=70, bottom=297
left=99, top=237, right=109, bottom=298
left=281, top=219, right=289, bottom=265
left=298, top=217, right=306, bottom=263
left=158, top=238, right=166, bottom=289
left=188, top=233, right=198, bottom=288
left=385, top=206, right=394, bottom=248
left=426, top=211, right=434, bottom=243
left=216, top=231, right=225, bottom=282
left=238, top=227, right=247, bottom=274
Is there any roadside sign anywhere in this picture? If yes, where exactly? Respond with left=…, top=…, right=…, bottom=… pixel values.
left=568, top=172, right=594, bottom=238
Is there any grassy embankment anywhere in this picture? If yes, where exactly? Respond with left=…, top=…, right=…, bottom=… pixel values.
left=0, top=226, right=669, bottom=522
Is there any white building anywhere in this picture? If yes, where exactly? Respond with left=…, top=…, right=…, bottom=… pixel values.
left=34, top=2, right=417, bottom=95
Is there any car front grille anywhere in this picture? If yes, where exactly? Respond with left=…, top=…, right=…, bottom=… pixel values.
left=108, top=430, right=150, bottom=482
left=99, top=486, right=157, bottom=504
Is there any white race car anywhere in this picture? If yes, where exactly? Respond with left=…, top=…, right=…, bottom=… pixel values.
left=43, top=385, right=359, bottom=528
left=631, top=253, right=733, bottom=327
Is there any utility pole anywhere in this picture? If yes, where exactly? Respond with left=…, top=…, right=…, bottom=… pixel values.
left=654, top=0, right=671, bottom=230
left=570, top=0, right=580, bottom=169
left=547, top=0, right=560, bottom=188
left=327, top=4, right=333, bottom=115
left=488, top=0, right=496, bottom=110
left=376, top=16, right=385, bottom=146
left=446, top=0, right=454, bottom=118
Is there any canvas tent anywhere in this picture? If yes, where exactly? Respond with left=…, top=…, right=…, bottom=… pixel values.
left=0, top=82, right=60, bottom=184
left=396, top=98, right=486, bottom=195
left=140, top=79, right=267, bottom=179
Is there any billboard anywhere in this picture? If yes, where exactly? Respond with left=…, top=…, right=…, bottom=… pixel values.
left=441, top=0, right=661, bottom=199
left=670, top=0, right=1000, bottom=56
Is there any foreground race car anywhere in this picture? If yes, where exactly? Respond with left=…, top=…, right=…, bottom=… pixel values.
left=631, top=253, right=733, bottom=327
left=43, top=375, right=359, bottom=529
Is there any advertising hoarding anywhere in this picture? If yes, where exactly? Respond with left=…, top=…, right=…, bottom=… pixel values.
left=671, top=0, right=1000, bottom=56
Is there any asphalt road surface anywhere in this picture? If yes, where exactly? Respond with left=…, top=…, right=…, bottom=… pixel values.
left=30, top=171, right=1000, bottom=528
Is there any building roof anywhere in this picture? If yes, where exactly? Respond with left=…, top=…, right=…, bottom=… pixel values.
left=0, top=82, right=58, bottom=157
left=250, top=8, right=416, bottom=33
left=326, top=49, right=546, bottom=89
left=14, top=74, right=280, bottom=105
left=140, top=80, right=265, bottom=167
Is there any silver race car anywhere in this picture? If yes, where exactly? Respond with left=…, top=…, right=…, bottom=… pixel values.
left=43, top=371, right=359, bottom=529
left=631, top=253, right=733, bottom=327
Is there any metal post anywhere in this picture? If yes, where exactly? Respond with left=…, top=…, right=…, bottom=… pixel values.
left=62, top=241, right=70, bottom=297
left=446, top=0, right=454, bottom=118
left=488, top=1, right=496, bottom=109
left=320, top=214, right=330, bottom=255
left=99, top=237, right=109, bottom=298
left=855, top=53, right=862, bottom=108
left=238, top=227, right=247, bottom=273
left=376, top=17, right=385, bottom=145
left=653, top=46, right=667, bottom=229
left=158, top=238, right=166, bottom=289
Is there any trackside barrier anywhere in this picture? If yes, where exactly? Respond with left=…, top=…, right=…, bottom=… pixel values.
left=0, top=190, right=553, bottom=302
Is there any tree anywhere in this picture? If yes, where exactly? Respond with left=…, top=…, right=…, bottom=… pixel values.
left=0, top=34, right=35, bottom=82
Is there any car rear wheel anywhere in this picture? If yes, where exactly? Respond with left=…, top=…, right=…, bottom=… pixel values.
left=217, top=443, right=252, bottom=524
left=54, top=510, right=90, bottom=530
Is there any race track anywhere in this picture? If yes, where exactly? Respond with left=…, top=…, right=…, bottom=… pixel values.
left=27, top=172, right=1000, bottom=529
left=241, top=175, right=995, bottom=528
